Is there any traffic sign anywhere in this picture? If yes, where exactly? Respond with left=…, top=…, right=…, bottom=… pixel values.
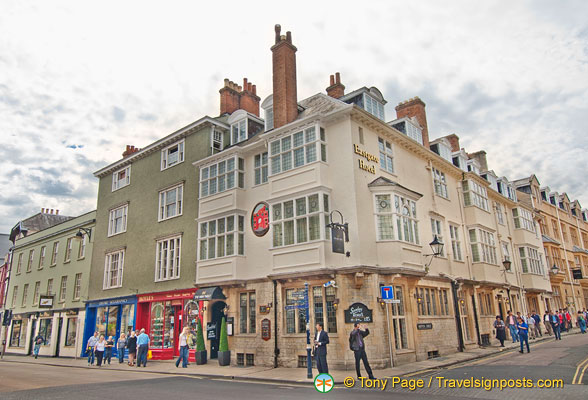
left=381, top=286, right=394, bottom=300
left=384, top=299, right=400, bottom=304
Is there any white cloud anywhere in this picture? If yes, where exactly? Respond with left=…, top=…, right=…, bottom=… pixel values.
left=0, top=0, right=587, bottom=232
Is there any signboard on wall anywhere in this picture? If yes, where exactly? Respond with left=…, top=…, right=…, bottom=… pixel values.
left=251, top=202, right=270, bottom=237
left=344, top=303, right=373, bottom=323
left=417, top=323, right=433, bottom=330
left=227, top=317, right=234, bottom=336
left=39, top=295, right=54, bottom=309
left=261, top=318, right=271, bottom=341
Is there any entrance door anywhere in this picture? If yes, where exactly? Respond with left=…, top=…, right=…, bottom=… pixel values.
left=498, top=297, right=505, bottom=321
left=173, top=305, right=182, bottom=357
left=209, top=301, right=226, bottom=359
left=55, top=317, right=63, bottom=357
left=27, top=319, right=37, bottom=356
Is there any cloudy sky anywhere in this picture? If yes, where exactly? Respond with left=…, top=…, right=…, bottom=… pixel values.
left=1, top=0, right=587, bottom=233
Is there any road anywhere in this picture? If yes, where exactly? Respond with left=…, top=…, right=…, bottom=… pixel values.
left=0, top=333, right=586, bottom=399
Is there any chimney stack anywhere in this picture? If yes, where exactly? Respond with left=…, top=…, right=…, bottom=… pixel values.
left=219, top=78, right=260, bottom=116
left=445, top=134, right=461, bottom=152
left=271, top=24, right=298, bottom=129
left=395, top=97, right=430, bottom=149
left=468, top=151, right=488, bottom=172
left=326, top=72, right=345, bottom=99
left=122, top=145, right=140, bottom=158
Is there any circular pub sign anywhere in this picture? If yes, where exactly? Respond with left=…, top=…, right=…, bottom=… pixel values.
left=251, top=202, right=270, bottom=237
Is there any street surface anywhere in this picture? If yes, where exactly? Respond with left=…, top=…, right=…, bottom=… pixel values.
left=0, top=333, right=586, bottom=399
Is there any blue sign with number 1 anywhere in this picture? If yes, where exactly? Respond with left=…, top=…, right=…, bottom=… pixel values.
left=381, top=286, right=394, bottom=300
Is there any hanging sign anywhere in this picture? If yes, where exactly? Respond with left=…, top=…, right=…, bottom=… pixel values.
left=261, top=318, right=271, bottom=341
left=251, top=202, right=270, bottom=237
left=572, top=269, right=583, bottom=280
left=344, top=303, right=373, bottom=323
left=331, top=226, right=345, bottom=254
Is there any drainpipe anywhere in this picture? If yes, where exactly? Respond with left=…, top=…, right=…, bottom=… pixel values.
left=555, top=206, right=579, bottom=312
left=273, top=280, right=279, bottom=368
left=451, top=279, right=465, bottom=352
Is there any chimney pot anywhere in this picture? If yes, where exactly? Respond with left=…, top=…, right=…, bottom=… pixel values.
left=252, top=84, right=257, bottom=95
left=335, top=72, right=341, bottom=84
left=41, top=208, right=44, bottom=213
left=395, top=97, right=430, bottom=148
left=50, top=209, right=54, bottom=214
left=243, top=78, right=248, bottom=89
left=248, top=83, right=252, bottom=92
left=326, top=72, right=345, bottom=99
left=330, top=75, right=335, bottom=86
left=56, top=209, right=59, bottom=215
left=286, top=31, right=292, bottom=43
left=275, top=24, right=281, bottom=44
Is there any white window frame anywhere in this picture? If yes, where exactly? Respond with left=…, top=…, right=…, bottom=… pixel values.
left=33, top=281, right=40, bottom=306
left=374, top=193, right=419, bottom=244
left=449, top=224, right=462, bottom=261
left=469, top=228, right=497, bottom=264
left=431, top=218, right=445, bottom=257
left=27, top=249, right=34, bottom=272
left=231, top=119, right=247, bottom=145
left=200, top=156, right=244, bottom=198
left=161, top=139, right=185, bottom=170
left=59, top=276, right=67, bottom=302
left=512, top=207, right=535, bottom=232
left=519, top=247, right=544, bottom=275
left=463, top=180, right=489, bottom=211
left=495, top=202, right=505, bottom=225
left=108, top=204, right=128, bottom=236
left=271, top=193, right=330, bottom=248
left=264, top=108, right=274, bottom=131
left=405, top=121, right=423, bottom=144
left=432, top=168, right=448, bottom=199
left=112, top=165, right=131, bottom=191
left=39, top=246, right=46, bottom=269
left=199, top=215, right=245, bottom=260
left=21, top=284, right=28, bottom=307
left=16, top=253, right=22, bottom=274
left=155, top=235, right=181, bottom=282
left=50, top=242, right=59, bottom=266
left=64, top=238, right=73, bottom=262
left=363, top=93, right=385, bottom=120
left=269, top=125, right=326, bottom=176
left=212, top=129, right=223, bottom=153
left=73, top=273, right=82, bottom=300
left=103, top=250, right=124, bottom=290
left=378, top=137, right=394, bottom=174
left=254, top=152, right=268, bottom=186
left=11, top=286, right=18, bottom=308
left=46, top=279, right=53, bottom=296
left=159, top=184, right=183, bottom=221
left=78, top=234, right=86, bottom=259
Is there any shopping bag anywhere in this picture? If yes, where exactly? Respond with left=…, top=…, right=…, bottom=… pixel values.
left=147, top=350, right=153, bottom=360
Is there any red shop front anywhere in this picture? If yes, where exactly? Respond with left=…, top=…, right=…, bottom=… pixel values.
left=136, top=289, right=201, bottom=361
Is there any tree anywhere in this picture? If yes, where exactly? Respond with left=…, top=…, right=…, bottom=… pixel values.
left=196, top=319, right=205, bottom=352
left=219, top=317, right=228, bottom=352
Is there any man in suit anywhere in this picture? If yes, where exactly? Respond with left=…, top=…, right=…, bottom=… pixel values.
left=350, top=323, right=375, bottom=379
left=314, top=322, right=329, bottom=374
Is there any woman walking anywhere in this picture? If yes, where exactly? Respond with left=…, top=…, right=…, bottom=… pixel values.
left=33, top=333, right=45, bottom=359
left=95, top=335, right=106, bottom=367
left=493, top=316, right=506, bottom=347
left=517, top=316, right=530, bottom=354
left=126, top=330, right=137, bottom=366
left=175, top=327, right=190, bottom=368
left=578, top=311, right=587, bottom=334
left=104, top=336, right=115, bottom=365
left=117, top=333, right=127, bottom=363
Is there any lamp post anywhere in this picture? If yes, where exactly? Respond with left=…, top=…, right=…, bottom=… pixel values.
left=424, top=235, right=444, bottom=269
left=74, top=227, right=92, bottom=242
left=551, top=264, right=559, bottom=275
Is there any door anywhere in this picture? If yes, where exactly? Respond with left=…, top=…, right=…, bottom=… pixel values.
left=209, top=301, right=226, bottom=359
left=55, top=317, right=63, bottom=357
left=27, top=319, right=37, bottom=356
left=173, top=305, right=182, bottom=357
left=498, top=297, right=505, bottom=321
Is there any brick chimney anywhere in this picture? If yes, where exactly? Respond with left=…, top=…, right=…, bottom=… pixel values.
left=271, top=24, right=298, bottom=129
left=122, top=145, right=140, bottom=158
left=468, top=150, right=488, bottom=172
left=326, top=72, right=345, bottom=99
left=395, top=97, right=430, bottom=148
left=239, top=78, right=261, bottom=117
left=445, top=134, right=461, bottom=152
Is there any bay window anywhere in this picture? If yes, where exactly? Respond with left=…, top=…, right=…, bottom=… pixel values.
left=200, top=156, right=244, bottom=197
left=269, top=125, right=326, bottom=175
left=519, top=247, right=544, bottom=275
left=374, top=193, right=419, bottom=244
left=271, top=193, right=330, bottom=247
left=463, top=180, right=489, bottom=211
left=199, top=215, right=244, bottom=260
left=469, top=228, right=497, bottom=264
left=512, top=207, right=535, bottom=232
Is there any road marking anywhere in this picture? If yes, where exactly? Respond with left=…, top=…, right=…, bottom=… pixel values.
left=572, top=355, right=588, bottom=385
left=403, top=368, right=435, bottom=377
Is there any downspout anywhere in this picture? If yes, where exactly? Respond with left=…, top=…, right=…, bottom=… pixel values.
left=273, top=280, right=278, bottom=368
left=555, top=205, right=579, bottom=312
left=451, top=280, right=465, bottom=352
left=506, top=205, right=527, bottom=315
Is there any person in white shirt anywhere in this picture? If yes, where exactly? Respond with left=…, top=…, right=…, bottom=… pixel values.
left=95, top=335, right=106, bottom=367
left=175, top=327, right=190, bottom=368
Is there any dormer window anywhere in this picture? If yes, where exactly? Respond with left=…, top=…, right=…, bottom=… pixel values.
left=228, top=109, right=264, bottom=145
left=231, top=119, right=247, bottom=145
left=467, top=160, right=480, bottom=175
left=212, top=130, right=223, bottom=154
left=364, top=94, right=385, bottom=120
left=430, top=140, right=452, bottom=162
left=540, top=191, right=547, bottom=201
left=549, top=196, right=556, bottom=205
left=161, top=140, right=184, bottom=170
left=261, top=94, right=274, bottom=131
left=340, top=87, right=387, bottom=121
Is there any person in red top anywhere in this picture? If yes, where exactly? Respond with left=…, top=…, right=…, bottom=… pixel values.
left=564, top=309, right=572, bottom=330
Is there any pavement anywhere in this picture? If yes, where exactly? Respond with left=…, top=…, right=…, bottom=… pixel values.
left=1, top=328, right=582, bottom=385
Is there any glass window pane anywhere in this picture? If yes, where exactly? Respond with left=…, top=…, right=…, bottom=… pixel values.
left=293, top=132, right=304, bottom=147
left=296, top=218, right=308, bottom=243
left=284, top=201, right=294, bottom=219
left=308, top=194, right=319, bottom=213
left=309, top=215, right=320, bottom=241
left=306, top=144, right=316, bottom=163
left=296, top=198, right=306, bottom=216
left=284, top=221, right=294, bottom=245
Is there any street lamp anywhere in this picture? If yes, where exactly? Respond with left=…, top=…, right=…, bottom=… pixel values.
left=74, top=227, right=92, bottom=242
left=551, top=264, right=559, bottom=275
left=424, top=235, right=444, bottom=269
left=502, top=259, right=512, bottom=272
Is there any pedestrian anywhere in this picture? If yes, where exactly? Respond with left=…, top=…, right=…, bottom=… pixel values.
left=95, top=335, right=106, bottom=367
left=117, top=333, right=127, bottom=363
left=313, top=322, right=329, bottom=374
left=86, top=332, right=99, bottom=366
left=505, top=311, right=518, bottom=343
left=543, top=311, right=553, bottom=335
left=565, top=309, right=572, bottom=331
left=525, top=314, right=535, bottom=339
left=558, top=310, right=566, bottom=332
left=175, top=327, right=190, bottom=368
left=493, top=316, right=506, bottom=347
left=349, top=323, right=375, bottom=380
left=33, top=333, right=45, bottom=359
left=531, top=311, right=542, bottom=338
left=136, top=328, right=150, bottom=367
left=550, top=310, right=562, bottom=340
left=127, top=330, right=137, bottom=366
left=104, top=335, right=114, bottom=365
left=577, top=311, right=587, bottom=334
left=517, top=316, right=530, bottom=354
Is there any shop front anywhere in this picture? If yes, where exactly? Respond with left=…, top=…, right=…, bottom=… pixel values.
left=83, top=296, right=137, bottom=358
left=135, top=288, right=199, bottom=360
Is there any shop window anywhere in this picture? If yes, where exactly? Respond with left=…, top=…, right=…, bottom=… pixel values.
left=65, top=318, right=77, bottom=347
left=150, top=301, right=175, bottom=350
left=199, top=215, right=245, bottom=260
left=389, top=286, right=408, bottom=350
left=10, top=320, right=26, bottom=347
left=155, top=236, right=181, bottom=282
left=159, top=184, right=183, bottom=221
left=239, top=292, right=256, bottom=334
left=374, top=194, right=419, bottom=244
left=272, top=193, right=330, bottom=247
left=96, top=307, right=107, bottom=336
left=107, top=305, right=119, bottom=338
left=161, top=139, right=184, bottom=170
left=184, top=301, right=199, bottom=332
left=121, top=304, right=136, bottom=337
left=38, top=318, right=53, bottom=346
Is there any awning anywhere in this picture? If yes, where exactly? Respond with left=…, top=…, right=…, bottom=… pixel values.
left=193, top=287, right=226, bottom=301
